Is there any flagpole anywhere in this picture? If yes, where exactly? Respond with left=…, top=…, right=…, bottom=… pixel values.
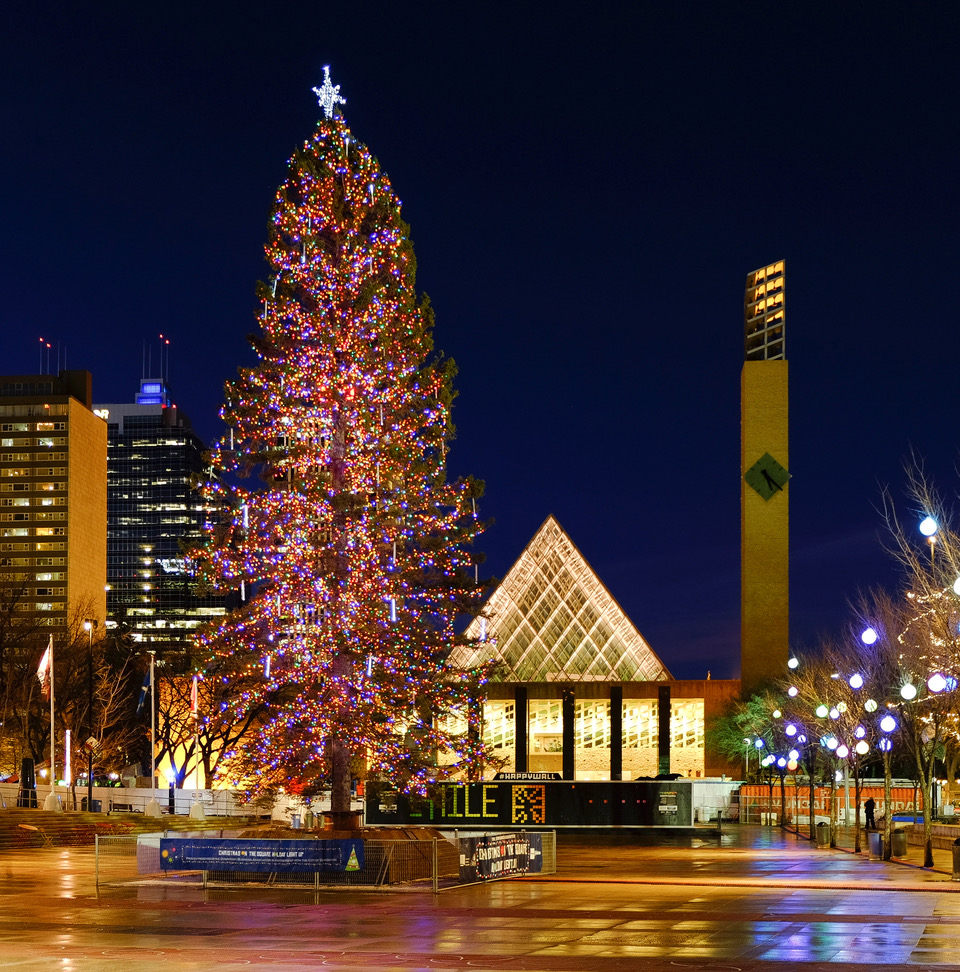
left=145, top=651, right=161, bottom=817
left=188, top=674, right=205, bottom=819
left=150, top=651, right=156, bottom=798
left=43, top=635, right=60, bottom=811
left=191, top=674, right=199, bottom=780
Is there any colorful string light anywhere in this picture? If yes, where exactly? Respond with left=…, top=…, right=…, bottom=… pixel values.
left=191, top=88, right=491, bottom=806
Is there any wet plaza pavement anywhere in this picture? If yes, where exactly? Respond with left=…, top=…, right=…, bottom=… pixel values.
left=2, top=826, right=960, bottom=970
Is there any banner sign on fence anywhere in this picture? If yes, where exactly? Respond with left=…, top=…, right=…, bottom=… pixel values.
left=458, top=831, right=543, bottom=882
left=159, top=838, right=363, bottom=873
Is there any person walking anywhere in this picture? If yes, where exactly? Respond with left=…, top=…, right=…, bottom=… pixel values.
left=865, top=797, right=876, bottom=829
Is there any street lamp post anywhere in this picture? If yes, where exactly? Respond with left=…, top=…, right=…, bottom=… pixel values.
left=83, top=620, right=97, bottom=812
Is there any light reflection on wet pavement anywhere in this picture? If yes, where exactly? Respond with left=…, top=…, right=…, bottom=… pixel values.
left=2, top=826, right=960, bottom=969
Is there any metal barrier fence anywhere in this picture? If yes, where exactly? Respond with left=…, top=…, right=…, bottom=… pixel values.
left=96, top=832, right=556, bottom=893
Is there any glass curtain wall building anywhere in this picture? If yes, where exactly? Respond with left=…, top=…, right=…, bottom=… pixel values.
left=94, top=380, right=231, bottom=655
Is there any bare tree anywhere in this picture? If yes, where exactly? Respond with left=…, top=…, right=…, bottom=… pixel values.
left=154, top=659, right=267, bottom=790
left=875, top=461, right=960, bottom=866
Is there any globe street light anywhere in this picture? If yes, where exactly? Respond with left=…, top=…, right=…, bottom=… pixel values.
left=920, top=515, right=938, bottom=566
left=927, top=673, right=948, bottom=693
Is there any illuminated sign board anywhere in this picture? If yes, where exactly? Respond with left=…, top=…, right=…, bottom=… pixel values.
left=367, top=780, right=694, bottom=827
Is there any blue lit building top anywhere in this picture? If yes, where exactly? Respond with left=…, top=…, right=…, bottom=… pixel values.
left=134, top=379, right=170, bottom=406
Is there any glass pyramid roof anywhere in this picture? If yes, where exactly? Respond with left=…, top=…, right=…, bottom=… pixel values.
left=454, top=516, right=671, bottom=682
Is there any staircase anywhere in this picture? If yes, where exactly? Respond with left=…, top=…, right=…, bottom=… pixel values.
left=0, top=809, right=261, bottom=849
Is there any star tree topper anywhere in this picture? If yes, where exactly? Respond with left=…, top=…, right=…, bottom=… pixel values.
left=312, top=66, right=346, bottom=120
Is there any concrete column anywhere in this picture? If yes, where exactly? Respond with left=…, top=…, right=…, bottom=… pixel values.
left=658, top=685, right=671, bottom=776
left=514, top=686, right=528, bottom=772
left=610, top=686, right=623, bottom=780
left=562, top=689, right=575, bottom=780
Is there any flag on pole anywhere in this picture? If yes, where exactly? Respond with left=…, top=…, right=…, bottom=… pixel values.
left=37, top=635, right=52, bottom=700
left=190, top=675, right=198, bottom=721
left=135, top=669, right=152, bottom=716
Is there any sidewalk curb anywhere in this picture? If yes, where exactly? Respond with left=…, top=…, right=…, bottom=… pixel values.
left=784, top=825, right=954, bottom=877
left=526, top=874, right=960, bottom=891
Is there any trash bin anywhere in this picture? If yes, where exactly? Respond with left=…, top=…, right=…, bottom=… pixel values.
left=81, top=797, right=101, bottom=813
left=868, top=830, right=883, bottom=860
left=303, top=810, right=315, bottom=829
left=290, top=814, right=301, bottom=830
left=816, top=822, right=830, bottom=848
left=952, top=838, right=960, bottom=882
left=891, top=828, right=907, bottom=857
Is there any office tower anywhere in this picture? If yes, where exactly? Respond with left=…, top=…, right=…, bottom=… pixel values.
left=741, top=260, right=789, bottom=695
left=94, top=379, right=230, bottom=654
left=0, top=370, right=106, bottom=629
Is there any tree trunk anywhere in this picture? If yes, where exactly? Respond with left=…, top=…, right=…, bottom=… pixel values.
left=329, top=735, right=352, bottom=815
left=922, top=774, right=934, bottom=868
left=916, top=745, right=934, bottom=868
left=853, top=771, right=862, bottom=854
left=326, top=407, right=356, bottom=826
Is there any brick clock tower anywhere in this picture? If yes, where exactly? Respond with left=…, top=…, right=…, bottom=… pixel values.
left=741, top=261, right=789, bottom=696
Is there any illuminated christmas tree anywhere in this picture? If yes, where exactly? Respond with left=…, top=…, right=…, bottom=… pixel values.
left=194, top=69, right=490, bottom=819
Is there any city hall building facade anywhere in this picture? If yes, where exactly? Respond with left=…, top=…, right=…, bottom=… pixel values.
left=448, top=516, right=738, bottom=781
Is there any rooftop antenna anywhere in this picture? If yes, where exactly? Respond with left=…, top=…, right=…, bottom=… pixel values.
left=159, top=334, right=171, bottom=385
left=39, top=337, right=44, bottom=373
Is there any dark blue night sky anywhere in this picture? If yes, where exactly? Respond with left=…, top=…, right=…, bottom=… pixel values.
left=3, top=3, right=959, bottom=678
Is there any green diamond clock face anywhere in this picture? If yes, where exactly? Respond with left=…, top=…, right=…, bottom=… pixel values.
left=745, top=452, right=790, bottom=500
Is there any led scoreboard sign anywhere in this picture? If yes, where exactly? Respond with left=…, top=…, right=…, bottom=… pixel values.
left=368, top=780, right=694, bottom=828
